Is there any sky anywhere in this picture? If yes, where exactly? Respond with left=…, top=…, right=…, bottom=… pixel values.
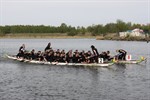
left=0, top=0, right=150, bottom=27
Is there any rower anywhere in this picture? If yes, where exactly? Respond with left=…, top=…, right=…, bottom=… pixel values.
left=99, top=51, right=113, bottom=61
left=79, top=50, right=86, bottom=63
left=106, top=51, right=113, bottom=61
left=115, top=49, right=127, bottom=60
left=19, top=44, right=25, bottom=54
left=45, top=42, right=52, bottom=52
left=85, top=50, right=92, bottom=63
left=66, top=50, right=73, bottom=63
left=30, top=49, right=36, bottom=60
left=73, top=52, right=80, bottom=63
left=45, top=51, right=54, bottom=62
left=91, top=45, right=99, bottom=63
left=17, top=44, right=26, bottom=58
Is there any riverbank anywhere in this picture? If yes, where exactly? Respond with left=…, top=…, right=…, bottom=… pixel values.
left=0, top=33, right=97, bottom=39
left=0, top=33, right=149, bottom=42
left=96, top=33, right=150, bottom=42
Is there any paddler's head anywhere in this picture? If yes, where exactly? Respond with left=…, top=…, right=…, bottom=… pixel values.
left=91, top=45, right=95, bottom=49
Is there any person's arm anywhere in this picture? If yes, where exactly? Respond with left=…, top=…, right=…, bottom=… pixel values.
left=120, top=49, right=127, bottom=53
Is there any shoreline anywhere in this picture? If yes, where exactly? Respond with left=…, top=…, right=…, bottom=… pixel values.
left=0, top=34, right=149, bottom=42
left=0, top=34, right=97, bottom=39
left=0, top=36, right=95, bottom=39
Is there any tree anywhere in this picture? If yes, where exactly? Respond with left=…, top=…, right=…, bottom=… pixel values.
left=105, top=23, right=117, bottom=33
left=87, top=24, right=104, bottom=36
left=59, top=23, right=68, bottom=33
left=116, top=19, right=128, bottom=33
left=77, top=26, right=86, bottom=35
left=2, top=26, right=11, bottom=34
left=67, top=26, right=77, bottom=36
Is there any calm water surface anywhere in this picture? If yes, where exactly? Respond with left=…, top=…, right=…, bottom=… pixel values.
left=0, top=39, right=150, bottom=100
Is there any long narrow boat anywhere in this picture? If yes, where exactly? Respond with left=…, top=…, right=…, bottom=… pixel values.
left=6, top=55, right=114, bottom=67
left=113, top=57, right=146, bottom=64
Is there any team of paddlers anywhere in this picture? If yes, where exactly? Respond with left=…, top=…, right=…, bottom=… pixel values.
left=16, top=43, right=127, bottom=63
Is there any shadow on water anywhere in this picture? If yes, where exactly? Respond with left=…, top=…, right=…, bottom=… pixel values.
left=88, top=67, right=100, bottom=99
left=106, top=64, right=126, bottom=74
left=115, top=64, right=126, bottom=69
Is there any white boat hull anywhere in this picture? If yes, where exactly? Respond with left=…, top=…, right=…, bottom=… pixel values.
left=6, top=55, right=114, bottom=67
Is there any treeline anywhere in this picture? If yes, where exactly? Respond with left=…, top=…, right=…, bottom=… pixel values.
left=0, top=20, right=150, bottom=36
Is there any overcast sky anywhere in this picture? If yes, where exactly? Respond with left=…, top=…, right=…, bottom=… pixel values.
left=0, top=0, right=149, bottom=27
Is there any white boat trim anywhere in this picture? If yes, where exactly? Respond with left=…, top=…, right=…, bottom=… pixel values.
left=6, top=55, right=114, bottom=67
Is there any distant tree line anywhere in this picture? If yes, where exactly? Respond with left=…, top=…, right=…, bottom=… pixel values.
left=0, top=20, right=150, bottom=36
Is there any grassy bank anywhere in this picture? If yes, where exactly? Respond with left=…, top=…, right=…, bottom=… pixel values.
left=0, top=33, right=97, bottom=39
left=0, top=33, right=149, bottom=42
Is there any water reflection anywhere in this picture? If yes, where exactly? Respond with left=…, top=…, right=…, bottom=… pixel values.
left=88, top=68, right=100, bottom=99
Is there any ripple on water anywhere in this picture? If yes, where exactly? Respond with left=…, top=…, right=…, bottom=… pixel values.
left=0, top=39, right=150, bottom=100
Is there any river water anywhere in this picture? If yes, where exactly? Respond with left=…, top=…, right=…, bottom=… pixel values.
left=0, top=39, right=150, bottom=100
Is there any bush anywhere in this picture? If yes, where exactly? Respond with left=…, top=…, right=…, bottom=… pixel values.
left=67, top=31, right=77, bottom=36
